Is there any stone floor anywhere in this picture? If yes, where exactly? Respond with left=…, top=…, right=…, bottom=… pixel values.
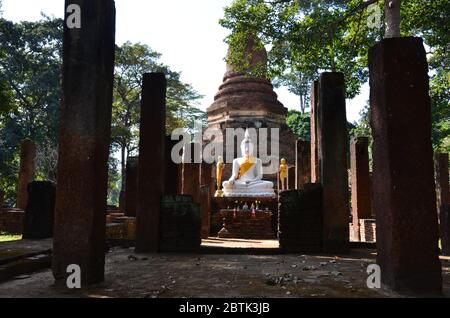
left=0, top=238, right=449, bottom=298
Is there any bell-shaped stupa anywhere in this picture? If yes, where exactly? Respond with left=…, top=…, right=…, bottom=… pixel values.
left=207, top=35, right=289, bottom=129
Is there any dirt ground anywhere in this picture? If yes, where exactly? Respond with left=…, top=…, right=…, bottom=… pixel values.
left=0, top=239, right=449, bottom=298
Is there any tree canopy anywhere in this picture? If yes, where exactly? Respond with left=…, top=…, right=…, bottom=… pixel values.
left=112, top=41, right=205, bottom=194
left=221, top=0, right=450, bottom=150
left=0, top=18, right=205, bottom=206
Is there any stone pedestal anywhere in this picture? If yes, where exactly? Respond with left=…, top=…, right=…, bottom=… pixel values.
left=350, top=137, right=372, bottom=241
left=212, top=209, right=276, bottom=239
left=124, top=157, right=138, bottom=217
left=295, top=139, right=311, bottom=189
left=160, top=195, right=201, bottom=252
left=317, top=72, right=350, bottom=254
left=310, top=80, right=320, bottom=183
left=278, top=185, right=323, bottom=253
left=369, top=37, right=442, bottom=294
left=17, top=139, right=36, bottom=210
left=22, top=181, right=56, bottom=239
left=52, top=0, right=116, bottom=285
left=135, top=73, right=167, bottom=253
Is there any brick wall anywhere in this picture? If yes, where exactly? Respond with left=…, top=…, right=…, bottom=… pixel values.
left=0, top=209, right=25, bottom=234
left=359, top=219, right=376, bottom=242
left=212, top=209, right=276, bottom=239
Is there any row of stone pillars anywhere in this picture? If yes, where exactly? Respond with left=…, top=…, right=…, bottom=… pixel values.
left=308, top=37, right=442, bottom=294
left=48, top=1, right=445, bottom=295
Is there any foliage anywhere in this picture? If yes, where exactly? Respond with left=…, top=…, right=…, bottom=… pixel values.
left=286, top=109, right=310, bottom=140
left=112, top=42, right=205, bottom=187
left=0, top=16, right=63, bottom=205
left=222, top=0, right=450, bottom=155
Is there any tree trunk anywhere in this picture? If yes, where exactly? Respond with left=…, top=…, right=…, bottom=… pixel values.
left=300, top=94, right=305, bottom=113
left=385, top=0, right=401, bottom=38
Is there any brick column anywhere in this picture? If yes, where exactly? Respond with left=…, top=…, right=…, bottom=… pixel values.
left=369, top=37, right=442, bottom=294
left=288, top=166, right=296, bottom=190
left=17, top=139, right=36, bottom=210
left=317, top=72, right=350, bottom=254
left=181, top=143, right=201, bottom=203
left=350, top=137, right=372, bottom=241
left=435, top=153, right=450, bottom=256
left=310, top=80, right=320, bottom=183
left=295, top=139, right=311, bottom=189
left=135, top=73, right=167, bottom=253
left=165, top=136, right=181, bottom=195
left=124, top=157, right=138, bottom=217
left=52, top=0, right=116, bottom=285
left=200, top=163, right=212, bottom=239
left=435, top=153, right=449, bottom=208
left=22, top=181, right=56, bottom=239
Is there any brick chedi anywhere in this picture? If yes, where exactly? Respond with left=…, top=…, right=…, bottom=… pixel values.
left=206, top=35, right=296, bottom=173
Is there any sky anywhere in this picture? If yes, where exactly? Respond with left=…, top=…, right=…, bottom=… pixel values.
left=2, top=0, right=368, bottom=122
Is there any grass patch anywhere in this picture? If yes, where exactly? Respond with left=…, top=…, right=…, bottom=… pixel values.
left=0, top=232, right=22, bottom=242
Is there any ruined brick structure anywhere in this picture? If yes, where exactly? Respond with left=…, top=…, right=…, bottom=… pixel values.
left=206, top=36, right=297, bottom=181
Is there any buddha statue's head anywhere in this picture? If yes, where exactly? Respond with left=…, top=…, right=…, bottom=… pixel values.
left=241, top=129, right=254, bottom=158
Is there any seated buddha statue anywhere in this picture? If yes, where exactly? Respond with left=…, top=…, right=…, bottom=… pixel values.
left=222, top=130, right=275, bottom=197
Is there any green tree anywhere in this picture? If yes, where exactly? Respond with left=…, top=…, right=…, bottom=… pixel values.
left=286, top=109, right=311, bottom=140
left=221, top=0, right=450, bottom=151
left=0, top=17, right=63, bottom=205
left=112, top=42, right=205, bottom=188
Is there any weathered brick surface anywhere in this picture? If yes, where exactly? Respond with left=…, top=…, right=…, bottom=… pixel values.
left=200, top=163, right=212, bottom=239
left=350, top=137, right=372, bottom=241
left=181, top=143, right=201, bottom=203
left=0, top=209, right=24, bottom=234
left=435, top=153, right=450, bottom=208
left=317, top=72, right=350, bottom=254
left=288, top=166, right=296, bottom=190
left=440, top=204, right=450, bottom=256
left=278, top=184, right=323, bottom=253
left=296, top=139, right=311, bottom=189
left=22, top=181, right=56, bottom=239
left=17, top=139, right=36, bottom=210
left=52, top=0, right=116, bottom=285
left=160, top=195, right=201, bottom=252
left=165, top=137, right=181, bottom=195
left=136, top=73, right=167, bottom=253
left=359, top=219, right=376, bottom=243
left=369, top=37, right=442, bottom=294
left=211, top=210, right=276, bottom=239
left=124, top=157, right=138, bottom=217
left=310, top=81, right=320, bottom=183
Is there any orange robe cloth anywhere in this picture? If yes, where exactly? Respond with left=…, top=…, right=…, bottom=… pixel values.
left=238, top=157, right=256, bottom=179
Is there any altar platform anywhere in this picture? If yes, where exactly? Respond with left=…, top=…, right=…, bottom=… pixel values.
left=210, top=196, right=279, bottom=239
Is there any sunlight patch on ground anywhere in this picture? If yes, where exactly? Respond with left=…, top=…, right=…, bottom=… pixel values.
left=0, top=233, right=22, bottom=242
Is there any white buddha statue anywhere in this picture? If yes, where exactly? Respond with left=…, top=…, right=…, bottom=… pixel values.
left=222, top=130, right=275, bottom=197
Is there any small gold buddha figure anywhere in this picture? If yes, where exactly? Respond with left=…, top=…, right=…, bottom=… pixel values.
left=214, top=156, right=225, bottom=197
left=279, top=158, right=288, bottom=190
